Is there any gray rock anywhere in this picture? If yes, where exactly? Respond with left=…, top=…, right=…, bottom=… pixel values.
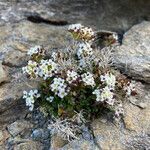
left=0, top=20, right=70, bottom=62
left=114, top=21, right=150, bottom=83
left=0, top=62, right=9, bottom=84
left=0, top=0, right=150, bottom=31
left=13, top=140, right=43, bottom=150
left=7, top=120, right=33, bottom=137
left=3, top=50, right=27, bottom=67
left=50, top=134, right=68, bottom=150
left=61, top=138, right=98, bottom=150
left=31, top=128, right=49, bottom=141
left=0, top=76, right=39, bottom=113
left=126, top=134, right=150, bottom=150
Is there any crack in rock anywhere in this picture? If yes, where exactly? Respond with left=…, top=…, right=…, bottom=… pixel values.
left=26, top=14, right=69, bottom=26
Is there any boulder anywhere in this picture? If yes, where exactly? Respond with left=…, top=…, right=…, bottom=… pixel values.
left=114, top=21, right=150, bottom=83
left=7, top=120, right=33, bottom=137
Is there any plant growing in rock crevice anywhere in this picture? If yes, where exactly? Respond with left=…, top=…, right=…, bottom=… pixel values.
left=22, top=24, right=137, bottom=141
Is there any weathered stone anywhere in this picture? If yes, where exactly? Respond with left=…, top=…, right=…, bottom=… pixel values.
left=31, top=128, right=49, bottom=141
left=0, top=63, right=9, bottom=84
left=51, top=134, right=68, bottom=150
left=7, top=120, right=33, bottom=137
left=126, top=134, right=150, bottom=150
left=0, top=0, right=150, bottom=31
left=0, top=129, right=9, bottom=145
left=114, top=21, right=150, bottom=83
left=0, top=145, right=5, bottom=150
left=62, top=138, right=98, bottom=150
left=13, top=140, right=43, bottom=150
left=3, top=50, right=27, bottom=67
left=0, top=77, right=39, bottom=113
left=123, top=83, right=150, bottom=132
left=0, top=20, right=70, bottom=61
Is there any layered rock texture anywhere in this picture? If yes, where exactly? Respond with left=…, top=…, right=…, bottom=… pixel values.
left=0, top=0, right=150, bottom=149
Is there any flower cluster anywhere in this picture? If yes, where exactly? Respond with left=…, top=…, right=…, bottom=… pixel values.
left=27, top=45, right=45, bottom=56
left=124, top=81, right=136, bottom=96
left=22, top=59, right=58, bottom=80
left=100, top=72, right=116, bottom=89
left=50, top=78, right=69, bottom=98
left=114, top=103, right=124, bottom=118
left=66, top=70, right=79, bottom=84
left=68, top=24, right=94, bottom=42
left=23, top=89, right=40, bottom=111
left=46, top=96, right=54, bottom=103
left=81, top=72, right=95, bottom=87
left=22, top=23, right=137, bottom=130
left=38, top=59, right=58, bottom=80
left=77, top=42, right=93, bottom=59
left=22, top=60, right=38, bottom=78
left=93, top=86, right=114, bottom=105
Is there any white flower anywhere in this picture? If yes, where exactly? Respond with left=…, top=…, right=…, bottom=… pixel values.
left=80, top=26, right=94, bottom=37
left=115, top=103, right=124, bottom=117
left=93, top=86, right=115, bottom=105
left=27, top=45, right=42, bottom=56
left=112, top=33, right=118, bottom=41
left=46, top=96, right=54, bottom=102
left=68, top=24, right=94, bottom=42
left=81, top=72, right=95, bottom=87
left=51, top=52, right=58, bottom=61
left=23, top=89, right=41, bottom=111
left=92, top=89, right=101, bottom=102
left=77, top=42, right=93, bottom=59
left=124, top=81, right=135, bottom=96
left=22, top=60, right=38, bottom=78
left=66, top=70, right=79, bottom=84
left=100, top=73, right=116, bottom=89
left=68, top=24, right=83, bottom=32
left=38, top=59, right=58, bottom=80
left=50, top=78, right=69, bottom=99
left=101, top=86, right=114, bottom=105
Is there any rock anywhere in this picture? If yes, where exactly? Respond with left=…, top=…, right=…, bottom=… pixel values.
left=0, top=145, right=5, bottom=150
left=62, top=138, right=97, bottom=150
left=0, top=130, right=9, bottom=145
left=92, top=120, right=127, bottom=150
left=0, top=63, right=9, bottom=84
left=7, top=120, right=33, bottom=137
left=13, top=140, right=43, bottom=150
left=0, top=76, right=39, bottom=113
left=50, top=134, right=68, bottom=150
left=138, top=102, right=147, bottom=109
left=126, top=133, right=150, bottom=150
left=3, top=50, right=27, bottom=67
left=114, top=21, right=150, bottom=83
left=0, top=20, right=70, bottom=61
left=31, top=128, right=49, bottom=141
left=123, top=83, right=150, bottom=132
left=0, top=1, right=150, bottom=31
left=0, top=130, right=3, bottom=141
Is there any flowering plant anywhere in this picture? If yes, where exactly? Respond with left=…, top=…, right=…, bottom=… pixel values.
left=22, top=24, right=137, bottom=140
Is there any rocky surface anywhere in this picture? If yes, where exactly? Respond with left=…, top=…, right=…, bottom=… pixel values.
left=114, top=21, right=150, bottom=83
left=0, top=63, right=9, bottom=84
left=0, top=0, right=150, bottom=150
left=0, top=0, right=150, bottom=32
